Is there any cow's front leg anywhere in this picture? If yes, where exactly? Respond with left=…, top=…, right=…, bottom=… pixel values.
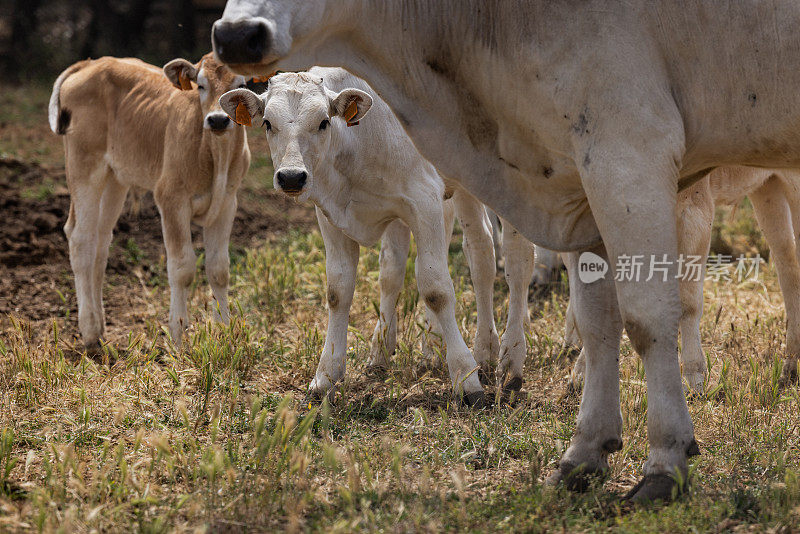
left=570, top=152, right=696, bottom=502
left=453, top=189, right=500, bottom=381
left=368, top=220, right=411, bottom=369
left=203, top=194, right=238, bottom=325
left=157, top=196, right=196, bottom=344
left=546, top=244, right=623, bottom=489
left=496, top=219, right=535, bottom=393
left=309, top=207, right=359, bottom=401
left=410, top=205, right=485, bottom=406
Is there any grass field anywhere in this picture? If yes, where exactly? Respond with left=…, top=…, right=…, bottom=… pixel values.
left=0, top=81, right=799, bottom=533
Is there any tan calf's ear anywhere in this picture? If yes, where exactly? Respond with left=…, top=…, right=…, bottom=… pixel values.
left=219, top=88, right=265, bottom=127
left=330, top=88, right=373, bottom=126
left=163, top=59, right=198, bottom=90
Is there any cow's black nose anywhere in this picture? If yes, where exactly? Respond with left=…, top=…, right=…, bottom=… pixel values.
left=213, top=20, right=269, bottom=65
left=276, top=169, right=308, bottom=193
left=207, top=114, right=231, bottom=131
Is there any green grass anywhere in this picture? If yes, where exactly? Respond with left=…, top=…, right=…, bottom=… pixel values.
left=2, top=229, right=799, bottom=532
left=1, top=80, right=799, bottom=532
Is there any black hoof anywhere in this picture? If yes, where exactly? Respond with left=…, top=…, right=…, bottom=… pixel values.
left=462, top=390, right=487, bottom=409
left=687, top=438, right=701, bottom=457
left=545, top=460, right=606, bottom=492
left=624, top=473, right=685, bottom=503
left=304, top=388, right=335, bottom=408
left=478, top=367, right=493, bottom=386
left=502, top=376, right=523, bottom=394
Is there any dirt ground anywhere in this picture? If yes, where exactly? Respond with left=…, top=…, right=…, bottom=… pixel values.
left=0, top=154, right=314, bottom=342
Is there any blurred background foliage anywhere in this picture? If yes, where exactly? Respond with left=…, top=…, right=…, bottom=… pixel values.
left=0, top=0, right=226, bottom=82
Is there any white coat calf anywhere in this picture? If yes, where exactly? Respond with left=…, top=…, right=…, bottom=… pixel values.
left=221, top=68, right=536, bottom=404
left=49, top=53, right=250, bottom=350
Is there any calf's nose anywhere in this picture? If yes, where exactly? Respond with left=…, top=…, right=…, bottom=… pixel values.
left=276, top=169, right=308, bottom=193
left=206, top=113, right=231, bottom=131
left=213, top=19, right=269, bottom=65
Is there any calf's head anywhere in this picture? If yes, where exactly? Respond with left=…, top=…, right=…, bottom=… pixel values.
left=219, top=73, right=371, bottom=198
left=163, top=53, right=248, bottom=135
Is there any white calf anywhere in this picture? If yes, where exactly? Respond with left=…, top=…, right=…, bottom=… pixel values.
left=49, top=53, right=250, bottom=350
left=221, top=68, right=535, bottom=404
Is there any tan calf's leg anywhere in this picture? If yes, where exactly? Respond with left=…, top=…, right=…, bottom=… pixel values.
left=65, top=165, right=107, bottom=352
left=93, top=178, right=130, bottom=336
left=157, top=195, right=196, bottom=344
left=203, top=194, right=238, bottom=324
left=751, top=177, right=800, bottom=385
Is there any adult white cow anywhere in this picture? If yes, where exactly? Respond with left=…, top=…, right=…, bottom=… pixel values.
left=568, top=167, right=800, bottom=393
left=210, top=0, right=800, bottom=500
left=219, top=69, right=536, bottom=406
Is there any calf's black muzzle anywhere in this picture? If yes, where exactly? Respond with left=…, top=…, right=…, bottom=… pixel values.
left=276, top=169, right=308, bottom=194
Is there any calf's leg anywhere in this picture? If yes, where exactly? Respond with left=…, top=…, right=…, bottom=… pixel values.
left=453, top=189, right=500, bottom=379
left=751, top=177, right=800, bottom=385
left=157, top=195, right=196, bottom=344
left=368, top=220, right=411, bottom=369
left=65, top=163, right=108, bottom=352
left=203, top=194, right=238, bottom=324
left=676, top=180, right=714, bottom=394
left=309, top=207, right=359, bottom=400
left=93, top=177, right=129, bottom=338
left=496, top=219, right=535, bottom=393
left=410, top=205, right=484, bottom=406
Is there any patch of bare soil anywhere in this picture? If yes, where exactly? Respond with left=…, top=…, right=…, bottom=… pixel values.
left=0, top=156, right=314, bottom=329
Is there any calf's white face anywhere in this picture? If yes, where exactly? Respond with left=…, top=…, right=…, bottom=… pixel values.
left=219, top=73, right=372, bottom=198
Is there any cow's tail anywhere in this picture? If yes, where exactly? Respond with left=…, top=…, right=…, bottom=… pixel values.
left=48, top=61, right=88, bottom=134
left=127, top=186, right=147, bottom=216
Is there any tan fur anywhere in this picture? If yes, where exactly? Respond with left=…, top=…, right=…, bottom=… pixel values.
left=52, top=53, right=251, bottom=349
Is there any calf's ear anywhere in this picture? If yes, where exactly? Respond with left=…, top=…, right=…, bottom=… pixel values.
left=219, top=89, right=265, bottom=127
left=329, top=88, right=373, bottom=126
left=163, top=59, right=198, bottom=90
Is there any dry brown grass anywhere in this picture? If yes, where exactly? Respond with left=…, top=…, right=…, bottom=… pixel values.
left=0, top=82, right=798, bottom=532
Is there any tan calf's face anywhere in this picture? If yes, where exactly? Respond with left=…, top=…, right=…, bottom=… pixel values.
left=164, top=53, right=247, bottom=134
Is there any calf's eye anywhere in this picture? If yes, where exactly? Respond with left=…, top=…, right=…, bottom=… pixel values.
left=239, top=84, right=246, bottom=88
left=319, top=119, right=329, bottom=131
left=263, top=119, right=272, bottom=131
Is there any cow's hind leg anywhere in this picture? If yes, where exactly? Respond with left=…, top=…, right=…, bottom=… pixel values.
left=203, top=194, right=238, bottom=325
left=309, top=207, right=359, bottom=401
left=93, top=177, right=130, bottom=342
left=368, top=220, right=411, bottom=370
left=751, top=177, right=800, bottom=385
left=546, top=244, right=623, bottom=490
left=496, top=219, right=535, bottom=394
left=453, top=189, right=500, bottom=381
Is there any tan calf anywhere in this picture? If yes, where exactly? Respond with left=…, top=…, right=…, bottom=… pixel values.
left=49, top=53, right=251, bottom=351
